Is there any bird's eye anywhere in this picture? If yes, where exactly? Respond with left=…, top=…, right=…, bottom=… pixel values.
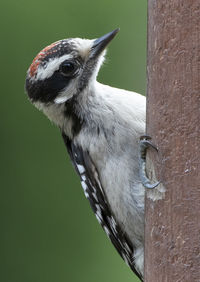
left=59, top=61, right=78, bottom=77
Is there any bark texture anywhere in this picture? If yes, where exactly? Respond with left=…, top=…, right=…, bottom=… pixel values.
left=145, top=1, right=200, bottom=281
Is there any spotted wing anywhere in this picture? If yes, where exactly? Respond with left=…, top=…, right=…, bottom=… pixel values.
left=62, top=132, right=142, bottom=281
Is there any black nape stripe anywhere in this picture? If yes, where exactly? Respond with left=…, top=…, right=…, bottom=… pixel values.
left=64, top=98, right=84, bottom=137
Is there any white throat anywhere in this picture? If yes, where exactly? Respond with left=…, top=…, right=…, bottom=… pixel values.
left=33, top=101, right=66, bottom=129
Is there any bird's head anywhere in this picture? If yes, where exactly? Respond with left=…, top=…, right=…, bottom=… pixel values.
left=25, top=29, right=119, bottom=105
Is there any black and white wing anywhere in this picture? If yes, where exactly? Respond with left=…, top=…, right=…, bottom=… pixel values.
left=62, top=132, right=142, bottom=281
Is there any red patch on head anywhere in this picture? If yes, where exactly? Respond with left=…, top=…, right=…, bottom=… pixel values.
left=29, top=42, right=58, bottom=77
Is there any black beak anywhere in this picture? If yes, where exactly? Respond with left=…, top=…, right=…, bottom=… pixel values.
left=91, top=28, right=120, bottom=57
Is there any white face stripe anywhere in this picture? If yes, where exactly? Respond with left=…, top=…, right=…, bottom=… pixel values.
left=31, top=39, right=94, bottom=82
left=27, top=38, right=107, bottom=106
left=35, top=54, right=73, bottom=81
left=54, top=96, right=69, bottom=104
left=53, top=73, right=80, bottom=104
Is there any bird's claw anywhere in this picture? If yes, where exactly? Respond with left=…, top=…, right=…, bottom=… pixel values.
left=139, top=136, right=160, bottom=189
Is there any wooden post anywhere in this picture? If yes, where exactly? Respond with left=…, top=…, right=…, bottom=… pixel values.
left=145, top=1, right=200, bottom=281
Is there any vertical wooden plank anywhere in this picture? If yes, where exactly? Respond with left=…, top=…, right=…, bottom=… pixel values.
left=145, top=1, right=200, bottom=281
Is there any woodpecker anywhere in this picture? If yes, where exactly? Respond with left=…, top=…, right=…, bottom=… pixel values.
left=25, top=29, right=146, bottom=281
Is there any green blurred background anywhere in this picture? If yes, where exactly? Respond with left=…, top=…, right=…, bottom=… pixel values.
left=1, top=0, right=146, bottom=281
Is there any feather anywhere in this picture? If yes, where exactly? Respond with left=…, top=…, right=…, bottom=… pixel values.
left=62, top=132, right=143, bottom=281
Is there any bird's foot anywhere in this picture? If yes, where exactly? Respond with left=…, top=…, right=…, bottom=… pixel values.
left=139, top=135, right=160, bottom=189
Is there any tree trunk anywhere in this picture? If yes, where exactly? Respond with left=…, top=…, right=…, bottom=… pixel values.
left=145, top=1, right=200, bottom=281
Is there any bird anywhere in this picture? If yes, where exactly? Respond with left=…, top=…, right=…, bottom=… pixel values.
left=25, top=28, right=146, bottom=281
